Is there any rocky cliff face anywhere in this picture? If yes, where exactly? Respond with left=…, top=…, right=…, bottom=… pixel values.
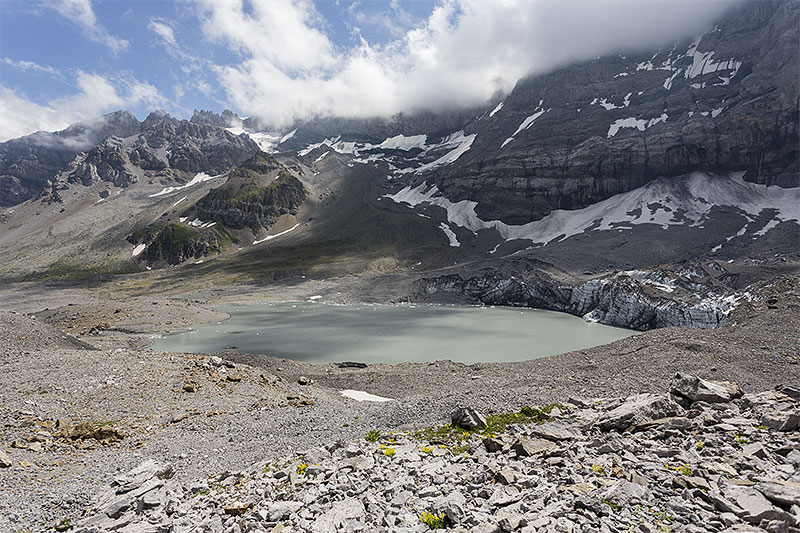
left=189, top=152, right=307, bottom=234
left=0, top=111, right=141, bottom=206
left=428, top=0, right=798, bottom=224
left=415, top=264, right=749, bottom=330
left=127, top=222, right=232, bottom=265
left=49, top=111, right=259, bottom=197
left=126, top=152, right=307, bottom=265
left=0, top=110, right=260, bottom=207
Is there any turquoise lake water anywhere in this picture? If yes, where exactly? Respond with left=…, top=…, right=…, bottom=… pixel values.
left=152, top=302, right=633, bottom=364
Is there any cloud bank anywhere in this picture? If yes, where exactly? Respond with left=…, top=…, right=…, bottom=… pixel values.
left=196, top=0, right=741, bottom=128
left=0, top=72, right=163, bottom=142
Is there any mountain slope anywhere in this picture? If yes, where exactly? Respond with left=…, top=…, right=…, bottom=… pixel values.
left=428, top=0, right=798, bottom=224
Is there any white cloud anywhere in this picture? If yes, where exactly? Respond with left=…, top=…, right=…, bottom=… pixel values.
left=51, top=0, right=129, bottom=53
left=1, top=57, right=59, bottom=75
left=149, top=19, right=177, bottom=47
left=0, top=72, right=163, bottom=141
left=194, top=0, right=740, bottom=128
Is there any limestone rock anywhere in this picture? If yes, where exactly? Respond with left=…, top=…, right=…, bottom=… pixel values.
left=451, top=407, right=488, bottom=430
left=312, top=499, right=365, bottom=533
left=596, top=393, right=682, bottom=431
left=511, top=438, right=557, bottom=457
left=671, top=372, right=743, bottom=403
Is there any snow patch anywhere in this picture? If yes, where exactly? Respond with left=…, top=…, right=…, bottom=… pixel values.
left=132, top=244, right=146, bottom=257
left=172, top=196, right=187, bottom=207
left=489, top=102, right=504, bottom=117
left=340, top=390, right=393, bottom=402
left=409, top=131, right=476, bottom=173
left=502, top=106, right=549, bottom=147
left=279, top=129, right=297, bottom=144
left=150, top=172, right=223, bottom=197
left=379, top=134, right=427, bottom=151
left=386, top=172, right=800, bottom=247
left=252, top=223, right=300, bottom=245
left=440, top=223, right=460, bottom=247
left=607, top=113, right=668, bottom=138
left=314, top=151, right=330, bottom=164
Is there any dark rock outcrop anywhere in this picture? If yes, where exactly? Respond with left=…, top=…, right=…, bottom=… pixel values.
left=127, top=222, right=232, bottom=265
left=190, top=152, right=307, bottom=234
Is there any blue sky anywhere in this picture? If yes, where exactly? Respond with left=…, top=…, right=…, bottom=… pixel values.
left=0, top=0, right=737, bottom=141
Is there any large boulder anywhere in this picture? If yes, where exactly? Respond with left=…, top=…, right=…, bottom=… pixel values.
left=670, top=372, right=743, bottom=404
left=596, top=393, right=682, bottom=431
left=451, top=407, right=488, bottom=430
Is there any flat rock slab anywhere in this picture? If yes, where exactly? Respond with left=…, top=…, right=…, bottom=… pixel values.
left=596, top=393, right=682, bottom=431
left=527, top=422, right=580, bottom=441
left=671, top=372, right=743, bottom=403
left=512, top=437, right=558, bottom=457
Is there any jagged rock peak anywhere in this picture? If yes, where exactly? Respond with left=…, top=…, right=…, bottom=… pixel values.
left=142, top=109, right=175, bottom=129
left=190, top=109, right=242, bottom=128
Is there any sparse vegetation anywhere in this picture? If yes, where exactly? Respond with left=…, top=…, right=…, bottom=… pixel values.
left=419, top=510, right=447, bottom=529
left=411, top=404, right=567, bottom=454
left=365, top=430, right=380, bottom=442
left=601, top=498, right=619, bottom=511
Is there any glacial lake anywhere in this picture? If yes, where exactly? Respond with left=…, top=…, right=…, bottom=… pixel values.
left=152, top=302, right=633, bottom=364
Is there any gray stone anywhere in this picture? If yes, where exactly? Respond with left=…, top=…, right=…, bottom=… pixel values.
left=742, top=443, right=769, bottom=459
left=596, top=394, right=682, bottom=431
left=761, top=412, right=799, bottom=432
left=432, top=491, right=467, bottom=524
left=102, top=498, right=131, bottom=519
left=483, top=437, right=504, bottom=453
left=0, top=450, right=12, bottom=467
left=527, top=422, right=580, bottom=441
left=512, top=438, right=557, bottom=457
left=601, top=480, right=652, bottom=506
left=268, top=501, right=303, bottom=521
left=729, top=487, right=783, bottom=524
left=451, top=407, right=488, bottom=430
left=777, top=386, right=800, bottom=399
left=756, top=481, right=800, bottom=508
left=312, top=499, right=365, bottom=533
left=495, top=468, right=516, bottom=485
left=670, top=372, right=743, bottom=404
